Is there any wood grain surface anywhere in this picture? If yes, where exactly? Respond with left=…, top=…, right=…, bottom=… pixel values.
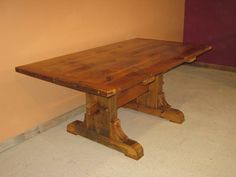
left=15, top=38, right=211, bottom=97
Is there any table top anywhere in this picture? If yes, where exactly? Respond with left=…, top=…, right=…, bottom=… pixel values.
left=16, top=38, right=211, bottom=97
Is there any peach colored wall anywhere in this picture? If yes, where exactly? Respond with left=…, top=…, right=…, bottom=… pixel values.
left=0, top=0, right=185, bottom=142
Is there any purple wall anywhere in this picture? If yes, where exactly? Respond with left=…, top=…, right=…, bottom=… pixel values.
left=184, top=0, right=236, bottom=67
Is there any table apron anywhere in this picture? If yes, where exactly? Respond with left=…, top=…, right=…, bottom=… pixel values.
left=117, top=83, right=150, bottom=107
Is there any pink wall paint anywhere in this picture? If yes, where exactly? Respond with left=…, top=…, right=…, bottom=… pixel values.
left=184, top=0, right=236, bottom=67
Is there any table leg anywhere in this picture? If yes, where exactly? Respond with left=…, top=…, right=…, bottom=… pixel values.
left=67, top=93, right=143, bottom=160
left=124, top=74, right=184, bottom=123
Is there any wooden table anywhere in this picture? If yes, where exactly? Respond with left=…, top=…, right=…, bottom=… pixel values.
left=16, top=38, right=211, bottom=160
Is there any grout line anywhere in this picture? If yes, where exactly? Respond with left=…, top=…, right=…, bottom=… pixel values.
left=0, top=105, right=85, bottom=153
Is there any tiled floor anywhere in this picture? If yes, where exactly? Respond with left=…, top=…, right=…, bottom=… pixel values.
left=0, top=65, right=236, bottom=177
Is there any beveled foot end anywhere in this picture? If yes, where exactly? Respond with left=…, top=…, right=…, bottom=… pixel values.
left=161, top=108, right=185, bottom=124
left=122, top=139, right=144, bottom=160
left=67, top=120, right=143, bottom=160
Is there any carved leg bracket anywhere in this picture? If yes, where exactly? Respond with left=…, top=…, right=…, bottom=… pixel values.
left=67, top=94, right=143, bottom=160
left=124, top=74, right=184, bottom=124
left=124, top=102, right=184, bottom=123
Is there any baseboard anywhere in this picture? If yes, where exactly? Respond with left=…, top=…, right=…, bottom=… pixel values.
left=189, top=62, right=236, bottom=73
left=0, top=105, right=85, bottom=153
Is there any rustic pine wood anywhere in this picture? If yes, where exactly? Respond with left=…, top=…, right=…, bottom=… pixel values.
left=67, top=94, right=143, bottom=159
left=15, top=38, right=211, bottom=97
left=15, top=38, right=211, bottom=160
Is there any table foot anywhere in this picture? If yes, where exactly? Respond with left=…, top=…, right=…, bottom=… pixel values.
left=124, top=102, right=184, bottom=123
left=67, top=120, right=143, bottom=160
left=123, top=74, right=184, bottom=124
